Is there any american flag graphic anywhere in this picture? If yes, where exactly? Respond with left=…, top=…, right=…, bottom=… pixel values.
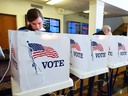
left=28, top=42, right=59, bottom=59
left=70, top=39, right=81, bottom=51
left=91, top=41, right=104, bottom=51
left=118, top=43, right=125, bottom=50
left=11, top=44, right=16, bottom=58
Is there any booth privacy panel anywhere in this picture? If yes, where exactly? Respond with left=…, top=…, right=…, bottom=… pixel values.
left=8, top=30, right=128, bottom=92
left=70, top=34, right=109, bottom=75
left=8, top=30, right=70, bottom=92
left=108, top=36, right=128, bottom=68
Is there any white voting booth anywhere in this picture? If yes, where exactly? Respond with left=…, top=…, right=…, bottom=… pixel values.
left=0, top=46, right=5, bottom=59
left=70, top=34, right=109, bottom=79
left=8, top=30, right=73, bottom=94
left=107, top=36, right=128, bottom=68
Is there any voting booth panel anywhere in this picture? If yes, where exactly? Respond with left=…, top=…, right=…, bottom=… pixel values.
left=70, top=34, right=109, bottom=75
left=123, top=36, right=128, bottom=62
left=0, top=46, right=5, bottom=59
left=91, top=35, right=109, bottom=72
left=70, top=34, right=93, bottom=73
left=119, top=36, right=128, bottom=63
left=108, top=36, right=128, bottom=68
left=8, top=30, right=70, bottom=92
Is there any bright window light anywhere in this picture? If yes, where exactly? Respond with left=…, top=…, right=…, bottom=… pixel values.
left=41, top=33, right=59, bottom=40
left=46, top=0, right=63, bottom=5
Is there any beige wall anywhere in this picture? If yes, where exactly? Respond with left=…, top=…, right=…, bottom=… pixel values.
left=0, top=0, right=64, bottom=33
left=122, top=16, right=128, bottom=23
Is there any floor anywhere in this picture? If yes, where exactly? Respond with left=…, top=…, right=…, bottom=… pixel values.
left=0, top=66, right=128, bottom=96
left=52, top=66, right=128, bottom=96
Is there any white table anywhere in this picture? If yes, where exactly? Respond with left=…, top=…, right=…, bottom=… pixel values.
left=70, top=67, right=108, bottom=79
left=11, top=77, right=73, bottom=96
left=107, top=61, right=128, bottom=69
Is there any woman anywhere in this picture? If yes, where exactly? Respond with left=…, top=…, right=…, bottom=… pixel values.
left=18, top=8, right=51, bottom=32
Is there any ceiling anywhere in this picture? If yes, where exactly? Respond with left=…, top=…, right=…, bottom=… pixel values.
left=22, top=0, right=128, bottom=18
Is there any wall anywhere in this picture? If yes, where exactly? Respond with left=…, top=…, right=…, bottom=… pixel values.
left=63, top=12, right=124, bottom=34
left=122, top=16, right=128, bottom=23
left=0, top=0, right=126, bottom=34
left=103, top=17, right=124, bottom=32
left=0, top=0, right=64, bottom=33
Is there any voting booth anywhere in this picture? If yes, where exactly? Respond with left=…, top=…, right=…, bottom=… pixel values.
left=70, top=34, right=109, bottom=78
left=0, top=46, right=5, bottom=59
left=107, top=36, right=128, bottom=68
left=8, top=30, right=70, bottom=92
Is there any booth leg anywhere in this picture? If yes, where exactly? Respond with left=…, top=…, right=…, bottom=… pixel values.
left=69, top=87, right=74, bottom=96
left=87, top=76, right=95, bottom=96
left=80, top=79, right=84, bottom=96
left=124, top=65, right=128, bottom=85
left=42, top=94, right=50, bottom=96
left=57, top=91, right=59, bottom=95
left=112, top=68, right=119, bottom=89
left=126, top=66, right=128, bottom=86
left=106, top=73, right=111, bottom=96
left=62, top=89, right=65, bottom=95
left=110, top=69, right=113, bottom=95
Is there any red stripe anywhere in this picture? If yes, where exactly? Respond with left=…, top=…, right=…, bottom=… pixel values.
left=109, top=69, right=124, bottom=76
left=32, top=47, right=59, bottom=59
left=113, top=71, right=124, bottom=76
left=71, top=42, right=81, bottom=51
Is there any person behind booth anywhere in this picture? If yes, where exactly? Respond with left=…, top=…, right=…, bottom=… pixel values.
left=18, top=8, right=51, bottom=32
left=19, top=8, right=51, bottom=96
left=87, top=25, right=112, bottom=96
left=94, top=25, right=112, bottom=35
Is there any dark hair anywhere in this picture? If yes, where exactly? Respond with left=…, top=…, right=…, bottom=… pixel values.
left=26, top=8, right=43, bottom=30
left=27, top=8, right=43, bottom=22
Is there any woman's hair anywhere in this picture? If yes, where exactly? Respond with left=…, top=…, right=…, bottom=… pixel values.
left=27, top=8, right=43, bottom=22
left=26, top=8, right=43, bottom=30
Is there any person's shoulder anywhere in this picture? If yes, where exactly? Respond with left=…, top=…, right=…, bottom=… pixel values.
left=93, top=32, right=100, bottom=35
left=93, top=30, right=105, bottom=35
left=18, top=26, right=27, bottom=30
left=93, top=33, right=98, bottom=35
